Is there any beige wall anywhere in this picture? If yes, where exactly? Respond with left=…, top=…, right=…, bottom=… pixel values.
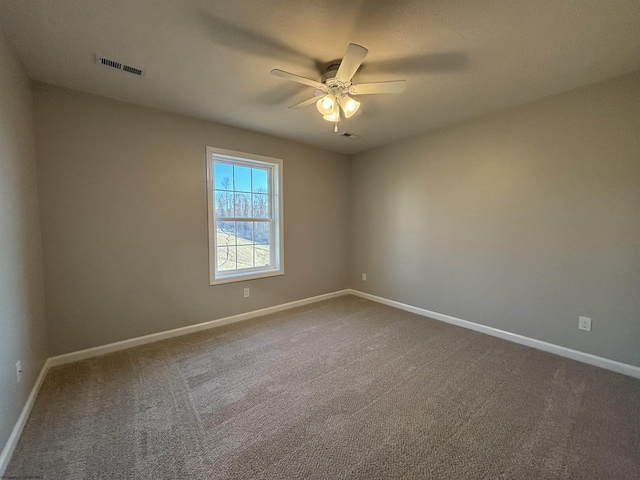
left=350, top=72, right=640, bottom=367
left=32, top=83, right=350, bottom=355
left=14, top=62, right=640, bottom=370
left=0, top=33, right=48, bottom=459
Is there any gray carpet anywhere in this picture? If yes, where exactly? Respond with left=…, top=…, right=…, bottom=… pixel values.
left=7, top=295, right=640, bottom=479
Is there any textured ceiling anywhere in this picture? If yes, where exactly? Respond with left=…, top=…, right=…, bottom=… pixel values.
left=1, top=0, right=639, bottom=154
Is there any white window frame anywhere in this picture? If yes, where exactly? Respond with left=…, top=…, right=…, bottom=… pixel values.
left=206, top=146, right=284, bottom=285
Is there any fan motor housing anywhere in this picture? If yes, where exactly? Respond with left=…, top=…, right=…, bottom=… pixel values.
left=321, top=63, right=340, bottom=82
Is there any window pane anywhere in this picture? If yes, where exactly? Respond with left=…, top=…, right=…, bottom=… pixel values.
left=254, top=244, right=270, bottom=267
left=234, top=192, right=252, bottom=218
left=214, top=163, right=233, bottom=190
left=252, top=168, right=268, bottom=193
left=216, top=221, right=235, bottom=247
left=234, top=166, right=252, bottom=193
left=237, top=245, right=254, bottom=269
left=254, top=222, right=270, bottom=245
left=217, top=245, right=236, bottom=271
left=252, top=194, right=269, bottom=219
left=236, top=221, right=253, bottom=244
left=215, top=191, right=234, bottom=217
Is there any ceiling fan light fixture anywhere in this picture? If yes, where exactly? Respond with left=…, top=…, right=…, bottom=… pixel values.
left=339, top=95, right=360, bottom=118
left=316, top=94, right=335, bottom=115
left=323, top=102, right=340, bottom=122
left=323, top=112, right=340, bottom=122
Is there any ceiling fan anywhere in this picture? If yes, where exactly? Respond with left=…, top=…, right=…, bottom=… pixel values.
left=271, top=43, right=406, bottom=132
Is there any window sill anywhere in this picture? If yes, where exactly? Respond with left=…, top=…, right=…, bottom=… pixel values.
left=209, top=269, right=284, bottom=286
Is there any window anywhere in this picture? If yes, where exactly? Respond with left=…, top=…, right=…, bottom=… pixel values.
left=206, top=147, right=283, bottom=285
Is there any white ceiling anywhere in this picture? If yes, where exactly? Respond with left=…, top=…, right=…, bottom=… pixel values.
left=1, top=0, right=639, bottom=154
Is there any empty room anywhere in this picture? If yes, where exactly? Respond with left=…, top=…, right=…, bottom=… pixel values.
left=1, top=1, right=639, bottom=478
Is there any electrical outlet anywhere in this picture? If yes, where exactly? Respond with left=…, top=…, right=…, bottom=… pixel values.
left=578, top=316, right=592, bottom=332
left=16, top=361, right=22, bottom=383
left=244, top=287, right=250, bottom=298
left=362, top=273, right=367, bottom=281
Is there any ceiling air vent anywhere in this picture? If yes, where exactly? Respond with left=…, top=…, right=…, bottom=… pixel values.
left=99, top=57, right=122, bottom=70
left=122, top=64, right=144, bottom=76
left=95, top=54, right=145, bottom=77
left=340, top=132, right=360, bottom=139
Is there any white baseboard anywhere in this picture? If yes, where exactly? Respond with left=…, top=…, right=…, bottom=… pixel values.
left=348, top=289, right=640, bottom=380
left=48, top=289, right=351, bottom=368
left=0, top=357, right=52, bottom=476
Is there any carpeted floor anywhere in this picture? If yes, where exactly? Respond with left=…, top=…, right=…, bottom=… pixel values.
left=7, top=295, right=640, bottom=479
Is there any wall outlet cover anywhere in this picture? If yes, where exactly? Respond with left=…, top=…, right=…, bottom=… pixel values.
left=579, top=316, right=592, bottom=332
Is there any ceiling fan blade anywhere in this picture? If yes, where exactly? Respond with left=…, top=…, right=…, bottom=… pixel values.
left=335, top=44, right=368, bottom=83
left=349, top=80, right=406, bottom=95
left=270, top=69, right=324, bottom=89
left=289, top=97, right=319, bottom=109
